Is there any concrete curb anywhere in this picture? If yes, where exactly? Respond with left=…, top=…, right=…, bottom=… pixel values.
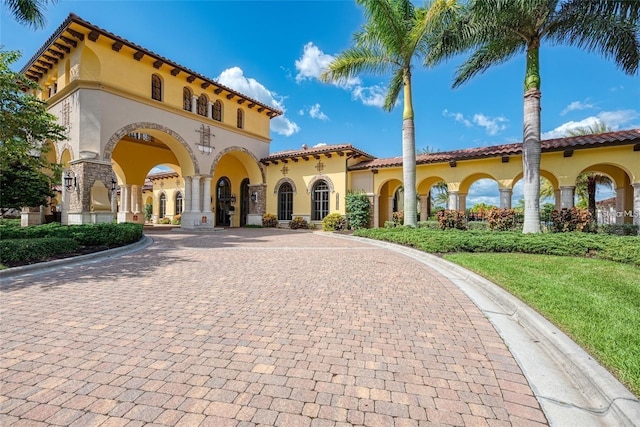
left=0, top=235, right=154, bottom=281
left=322, top=232, right=640, bottom=427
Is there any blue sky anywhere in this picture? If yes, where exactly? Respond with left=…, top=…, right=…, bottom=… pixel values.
left=2, top=0, right=638, bottom=205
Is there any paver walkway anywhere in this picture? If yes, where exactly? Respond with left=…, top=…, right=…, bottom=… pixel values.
left=0, top=229, right=547, bottom=426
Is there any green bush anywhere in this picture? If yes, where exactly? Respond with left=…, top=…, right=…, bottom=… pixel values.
left=436, top=209, right=467, bottom=230
left=289, top=216, right=308, bottom=230
left=172, top=214, right=181, bottom=225
left=143, top=203, right=153, bottom=222
left=353, top=228, right=640, bottom=266
left=384, top=220, right=396, bottom=228
left=599, top=223, right=639, bottom=236
left=467, top=221, right=488, bottom=231
left=417, top=220, right=440, bottom=230
left=322, top=213, right=346, bottom=231
left=0, top=238, right=79, bottom=265
left=262, top=213, right=278, bottom=228
left=0, top=222, right=143, bottom=247
left=392, top=210, right=404, bottom=226
left=345, top=191, right=371, bottom=229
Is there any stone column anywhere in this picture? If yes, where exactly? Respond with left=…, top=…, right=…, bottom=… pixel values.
left=373, top=194, right=380, bottom=228
left=191, top=175, right=201, bottom=213
left=448, top=191, right=459, bottom=211
left=499, top=188, right=512, bottom=209
left=202, top=177, right=212, bottom=213
left=560, top=186, right=575, bottom=209
left=554, top=190, right=561, bottom=210
left=122, top=185, right=131, bottom=213
left=459, top=193, right=467, bottom=213
left=388, top=197, right=394, bottom=223
left=131, top=185, right=142, bottom=213
left=615, top=187, right=626, bottom=225
left=419, top=196, right=429, bottom=221
left=191, top=95, right=198, bottom=114
left=633, top=183, right=640, bottom=231
left=184, top=176, right=192, bottom=212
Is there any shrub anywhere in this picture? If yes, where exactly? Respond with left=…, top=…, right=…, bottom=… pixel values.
left=160, top=217, right=171, bottom=224
left=436, top=209, right=467, bottom=230
left=143, top=203, right=153, bottom=222
left=322, top=213, right=346, bottom=231
left=345, top=191, right=371, bottom=229
left=0, top=238, right=79, bottom=265
left=486, top=208, right=517, bottom=231
left=384, top=221, right=395, bottom=228
left=417, top=221, right=439, bottom=230
left=289, top=216, right=308, bottom=230
left=467, top=221, right=489, bottom=231
left=0, top=222, right=143, bottom=247
left=171, top=214, right=181, bottom=225
left=392, top=210, right=404, bottom=226
left=599, top=224, right=639, bottom=236
left=262, top=213, right=278, bottom=228
left=551, top=207, right=596, bottom=233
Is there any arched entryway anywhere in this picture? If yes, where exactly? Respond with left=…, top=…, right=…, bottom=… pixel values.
left=216, top=177, right=233, bottom=226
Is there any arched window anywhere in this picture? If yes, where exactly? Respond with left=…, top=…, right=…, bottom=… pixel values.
left=213, top=100, right=222, bottom=121
left=175, top=191, right=183, bottom=214
left=159, top=193, right=167, bottom=218
left=197, top=94, right=208, bottom=116
left=312, top=180, right=329, bottom=221
left=237, top=109, right=244, bottom=129
left=278, top=182, right=294, bottom=221
left=151, top=74, right=162, bottom=101
left=183, top=87, right=192, bottom=111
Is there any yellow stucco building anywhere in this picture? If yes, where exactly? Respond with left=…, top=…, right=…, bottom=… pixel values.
left=21, top=14, right=640, bottom=230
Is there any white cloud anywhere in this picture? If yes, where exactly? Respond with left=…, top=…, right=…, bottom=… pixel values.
left=560, top=99, right=595, bottom=116
left=472, top=114, right=508, bottom=136
left=442, top=109, right=472, bottom=127
left=309, top=103, right=329, bottom=121
left=313, top=143, right=327, bottom=148
left=216, top=66, right=300, bottom=137
left=352, top=85, right=386, bottom=108
left=542, top=109, right=639, bottom=139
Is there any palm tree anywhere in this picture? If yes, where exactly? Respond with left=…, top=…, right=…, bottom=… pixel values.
left=427, top=0, right=639, bottom=233
left=567, top=121, right=614, bottom=220
left=320, top=0, right=459, bottom=227
left=2, top=0, right=55, bottom=28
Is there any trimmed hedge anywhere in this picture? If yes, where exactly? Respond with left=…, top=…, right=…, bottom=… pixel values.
left=0, top=238, right=79, bottom=264
left=599, top=224, right=639, bottom=236
left=0, top=222, right=143, bottom=247
left=354, top=228, right=640, bottom=266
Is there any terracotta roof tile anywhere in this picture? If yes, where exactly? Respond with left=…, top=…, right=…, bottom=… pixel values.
left=349, top=129, right=640, bottom=170
left=262, top=144, right=375, bottom=163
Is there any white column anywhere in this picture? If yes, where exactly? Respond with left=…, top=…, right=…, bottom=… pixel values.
left=131, top=185, right=141, bottom=213
left=560, top=186, right=575, bottom=209
left=419, top=196, right=429, bottom=221
left=122, top=185, right=131, bottom=213
left=191, top=175, right=201, bottom=213
left=373, top=194, right=379, bottom=228
left=459, top=193, right=467, bottom=213
left=388, top=197, right=394, bottom=222
left=633, top=183, right=640, bottom=230
left=448, top=191, right=459, bottom=211
left=202, top=177, right=212, bottom=213
left=499, top=188, right=512, bottom=209
left=615, top=187, right=626, bottom=225
left=184, top=176, right=192, bottom=212
left=191, top=95, right=198, bottom=114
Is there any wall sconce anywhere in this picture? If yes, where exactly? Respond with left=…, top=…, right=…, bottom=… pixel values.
left=64, top=171, right=77, bottom=191
left=230, top=194, right=237, bottom=205
left=111, top=178, right=117, bottom=191
left=250, top=192, right=258, bottom=203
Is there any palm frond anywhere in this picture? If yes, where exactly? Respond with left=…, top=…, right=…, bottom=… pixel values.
left=319, top=46, right=396, bottom=83
left=4, top=0, right=51, bottom=28
left=383, top=70, right=404, bottom=112
left=453, top=38, right=525, bottom=88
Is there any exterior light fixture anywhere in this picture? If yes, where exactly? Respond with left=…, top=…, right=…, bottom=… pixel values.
left=111, top=178, right=117, bottom=191
left=230, top=194, right=237, bottom=205
left=250, top=192, right=258, bottom=203
left=64, top=171, right=77, bottom=190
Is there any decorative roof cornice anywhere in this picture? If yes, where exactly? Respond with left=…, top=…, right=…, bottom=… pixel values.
left=261, top=144, right=375, bottom=165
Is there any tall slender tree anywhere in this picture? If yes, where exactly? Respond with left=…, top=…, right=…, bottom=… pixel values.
left=2, top=0, right=56, bottom=28
left=427, top=0, right=640, bottom=233
left=321, top=0, right=459, bottom=227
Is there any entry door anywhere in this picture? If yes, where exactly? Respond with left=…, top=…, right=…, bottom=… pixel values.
left=240, top=179, right=250, bottom=227
left=216, top=177, right=231, bottom=226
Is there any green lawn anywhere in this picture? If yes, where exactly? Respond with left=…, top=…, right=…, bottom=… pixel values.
left=444, top=252, right=640, bottom=397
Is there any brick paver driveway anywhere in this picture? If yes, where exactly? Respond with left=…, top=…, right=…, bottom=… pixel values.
left=1, top=229, right=547, bottom=426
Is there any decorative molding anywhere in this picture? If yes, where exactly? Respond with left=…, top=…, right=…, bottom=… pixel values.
left=306, top=174, right=335, bottom=194
left=273, top=177, right=297, bottom=195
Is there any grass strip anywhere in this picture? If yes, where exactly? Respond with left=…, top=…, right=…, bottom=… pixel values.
left=444, top=252, right=640, bottom=397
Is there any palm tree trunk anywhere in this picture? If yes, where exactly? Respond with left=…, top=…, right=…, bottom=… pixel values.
left=587, top=175, right=597, bottom=219
left=402, top=71, right=417, bottom=227
left=522, top=42, right=541, bottom=233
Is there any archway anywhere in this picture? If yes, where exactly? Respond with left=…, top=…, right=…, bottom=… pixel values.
left=577, top=163, right=633, bottom=224
left=377, top=178, right=403, bottom=226
left=216, top=177, right=232, bottom=226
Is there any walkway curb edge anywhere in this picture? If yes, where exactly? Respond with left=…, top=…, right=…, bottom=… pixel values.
left=0, top=235, right=154, bottom=281
left=324, top=233, right=640, bottom=427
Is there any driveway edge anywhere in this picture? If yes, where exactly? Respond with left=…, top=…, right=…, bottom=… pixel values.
left=324, top=232, right=640, bottom=427
left=0, top=235, right=154, bottom=281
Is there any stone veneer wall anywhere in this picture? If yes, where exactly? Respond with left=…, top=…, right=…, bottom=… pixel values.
left=68, top=160, right=116, bottom=213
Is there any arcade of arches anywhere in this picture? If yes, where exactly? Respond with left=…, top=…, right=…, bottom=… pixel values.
left=18, top=13, right=640, bottom=231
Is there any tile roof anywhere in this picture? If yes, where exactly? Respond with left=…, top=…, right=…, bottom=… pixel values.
left=22, top=13, right=281, bottom=117
left=262, top=144, right=375, bottom=163
left=349, top=129, right=640, bottom=170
